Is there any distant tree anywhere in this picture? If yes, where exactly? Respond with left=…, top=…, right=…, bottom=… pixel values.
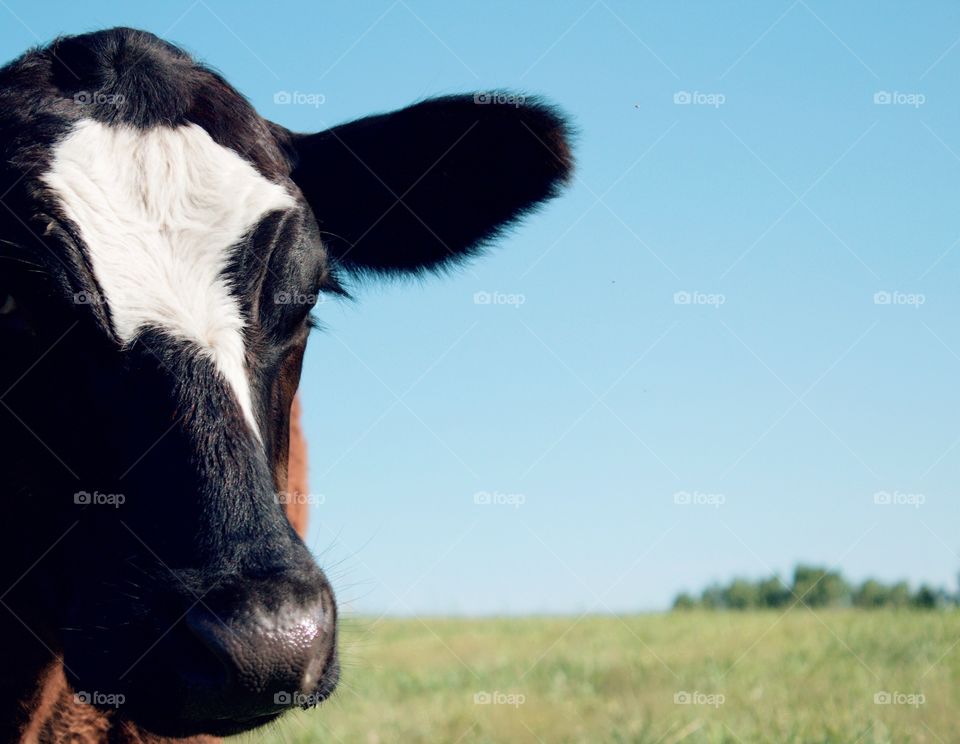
left=912, top=585, right=939, bottom=609
left=757, top=576, right=792, bottom=608
left=722, top=579, right=760, bottom=610
left=700, top=583, right=725, bottom=610
left=791, top=565, right=820, bottom=601
left=670, top=565, right=957, bottom=612
left=853, top=579, right=890, bottom=608
left=792, top=565, right=850, bottom=608
left=672, top=593, right=697, bottom=611
left=887, top=581, right=911, bottom=608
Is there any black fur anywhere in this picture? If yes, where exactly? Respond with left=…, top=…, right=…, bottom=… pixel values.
left=284, top=94, right=573, bottom=275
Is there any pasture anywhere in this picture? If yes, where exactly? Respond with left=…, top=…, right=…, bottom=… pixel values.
left=257, top=611, right=960, bottom=744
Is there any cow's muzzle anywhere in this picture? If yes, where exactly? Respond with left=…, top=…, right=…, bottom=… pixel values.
left=82, top=569, right=339, bottom=738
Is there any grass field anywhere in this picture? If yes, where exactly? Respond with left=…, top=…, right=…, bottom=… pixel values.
left=251, top=611, right=960, bottom=743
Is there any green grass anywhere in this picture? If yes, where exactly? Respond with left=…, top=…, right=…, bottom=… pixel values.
left=249, top=611, right=960, bottom=743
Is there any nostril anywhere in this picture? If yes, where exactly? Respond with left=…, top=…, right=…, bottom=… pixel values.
left=186, top=602, right=319, bottom=684
left=184, top=609, right=243, bottom=678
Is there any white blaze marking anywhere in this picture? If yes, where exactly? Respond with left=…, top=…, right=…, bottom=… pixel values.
left=42, top=120, right=294, bottom=442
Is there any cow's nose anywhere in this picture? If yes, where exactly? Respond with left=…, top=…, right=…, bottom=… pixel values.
left=183, top=583, right=338, bottom=719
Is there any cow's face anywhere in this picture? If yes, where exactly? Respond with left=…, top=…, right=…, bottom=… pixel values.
left=0, top=28, right=571, bottom=738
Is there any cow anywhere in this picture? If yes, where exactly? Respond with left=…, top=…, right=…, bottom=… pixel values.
left=0, top=27, right=572, bottom=742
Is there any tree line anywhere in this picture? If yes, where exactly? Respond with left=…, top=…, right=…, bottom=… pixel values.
left=672, top=565, right=955, bottom=610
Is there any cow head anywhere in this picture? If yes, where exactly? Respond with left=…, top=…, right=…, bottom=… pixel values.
left=0, top=28, right=571, bottom=739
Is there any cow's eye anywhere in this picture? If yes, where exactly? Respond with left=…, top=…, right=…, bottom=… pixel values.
left=0, top=292, right=17, bottom=316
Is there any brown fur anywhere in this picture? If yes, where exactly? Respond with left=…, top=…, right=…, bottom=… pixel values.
left=18, top=395, right=310, bottom=743
left=284, top=395, right=309, bottom=539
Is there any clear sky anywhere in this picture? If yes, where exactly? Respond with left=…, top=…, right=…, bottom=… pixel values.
left=3, top=0, right=960, bottom=614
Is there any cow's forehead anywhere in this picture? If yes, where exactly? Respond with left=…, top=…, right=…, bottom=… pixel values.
left=0, top=28, right=294, bottom=185
left=39, top=119, right=296, bottom=438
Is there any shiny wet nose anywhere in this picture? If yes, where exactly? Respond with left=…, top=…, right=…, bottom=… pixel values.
left=184, top=583, right=337, bottom=718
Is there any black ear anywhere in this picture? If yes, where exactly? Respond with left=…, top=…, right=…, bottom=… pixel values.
left=282, top=94, right=573, bottom=275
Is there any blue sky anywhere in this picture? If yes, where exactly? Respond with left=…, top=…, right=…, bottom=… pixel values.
left=3, top=1, right=960, bottom=614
